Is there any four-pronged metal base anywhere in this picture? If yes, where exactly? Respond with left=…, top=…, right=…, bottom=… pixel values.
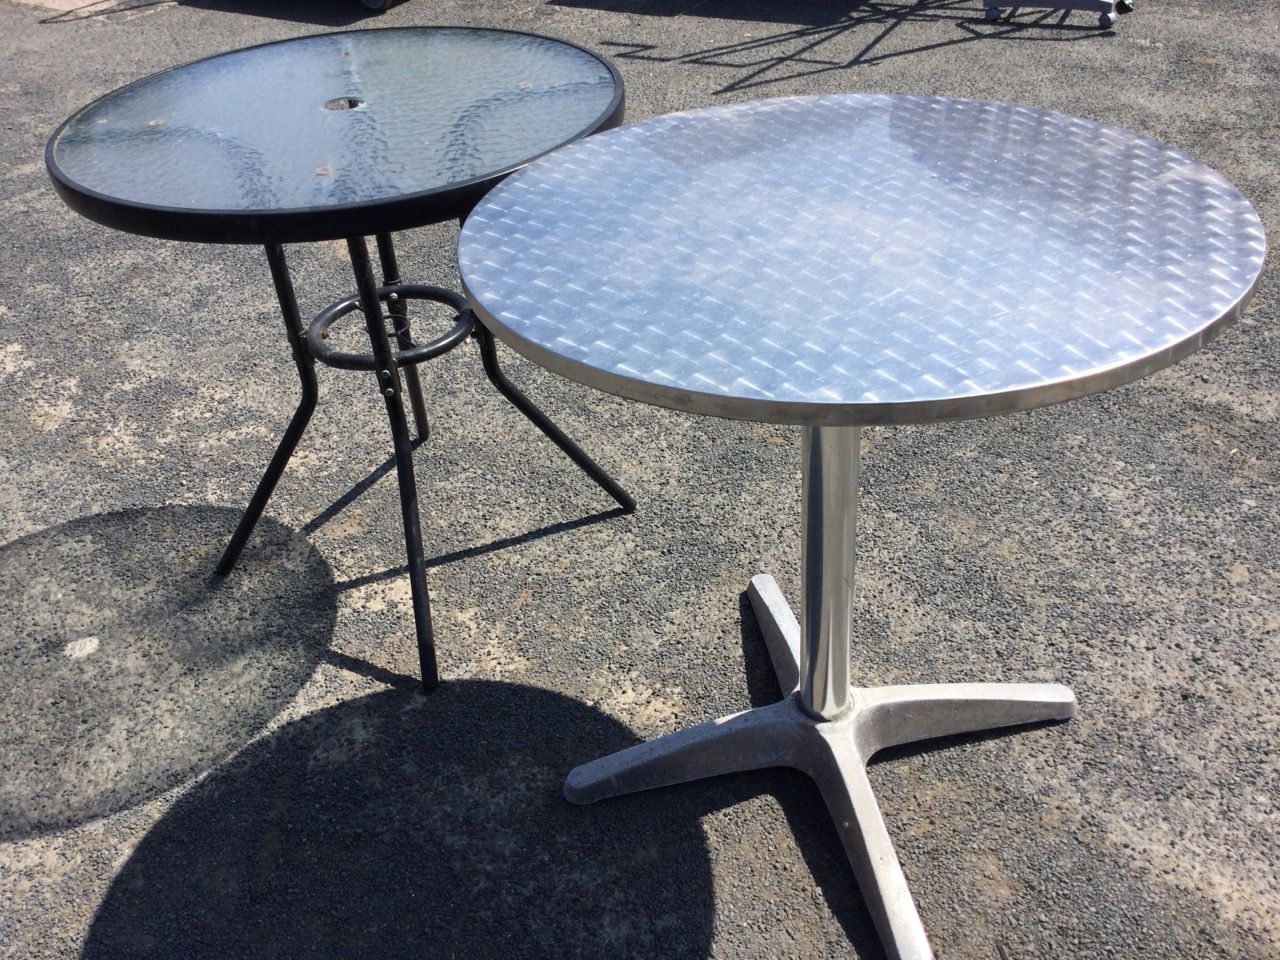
left=566, top=574, right=1076, bottom=960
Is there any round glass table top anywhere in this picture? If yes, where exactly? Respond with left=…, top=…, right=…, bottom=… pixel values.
left=459, top=94, right=1266, bottom=426
left=47, top=27, right=624, bottom=244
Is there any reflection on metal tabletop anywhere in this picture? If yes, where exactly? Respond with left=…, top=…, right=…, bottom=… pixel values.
left=460, top=94, right=1266, bottom=426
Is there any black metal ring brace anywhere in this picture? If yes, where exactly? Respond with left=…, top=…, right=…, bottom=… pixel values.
left=306, top=284, right=475, bottom=372
left=216, top=234, right=635, bottom=692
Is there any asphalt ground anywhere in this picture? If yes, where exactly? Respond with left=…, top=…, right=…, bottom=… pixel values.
left=0, top=1, right=1277, bottom=958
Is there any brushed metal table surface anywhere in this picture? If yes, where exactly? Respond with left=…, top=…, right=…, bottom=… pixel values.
left=459, top=94, right=1265, bottom=426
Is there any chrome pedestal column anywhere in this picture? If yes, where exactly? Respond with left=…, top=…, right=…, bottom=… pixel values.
left=565, top=426, right=1077, bottom=960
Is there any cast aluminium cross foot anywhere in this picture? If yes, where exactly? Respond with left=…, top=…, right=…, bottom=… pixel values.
left=565, top=425, right=1076, bottom=959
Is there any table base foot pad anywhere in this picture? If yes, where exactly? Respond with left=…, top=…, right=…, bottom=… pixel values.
left=566, top=575, right=1076, bottom=960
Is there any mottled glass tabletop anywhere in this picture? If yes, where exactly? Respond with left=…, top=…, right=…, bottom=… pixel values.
left=460, top=94, right=1266, bottom=426
left=47, top=27, right=623, bottom=244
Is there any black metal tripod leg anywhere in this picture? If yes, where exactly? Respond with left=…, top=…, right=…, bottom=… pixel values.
left=217, top=243, right=319, bottom=576
left=375, top=233, right=430, bottom=442
left=349, top=236, right=439, bottom=691
left=473, top=320, right=636, bottom=513
left=399, top=358, right=429, bottom=442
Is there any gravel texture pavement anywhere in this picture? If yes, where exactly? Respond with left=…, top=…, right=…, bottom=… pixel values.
left=0, top=1, right=1276, bottom=958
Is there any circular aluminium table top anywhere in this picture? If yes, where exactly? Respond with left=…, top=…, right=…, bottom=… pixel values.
left=459, top=94, right=1266, bottom=426
left=46, top=27, right=624, bottom=245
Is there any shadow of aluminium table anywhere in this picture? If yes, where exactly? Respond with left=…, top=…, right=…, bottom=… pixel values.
left=46, top=27, right=634, bottom=691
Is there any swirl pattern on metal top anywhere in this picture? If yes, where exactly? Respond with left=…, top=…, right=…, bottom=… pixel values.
left=459, top=95, right=1266, bottom=425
